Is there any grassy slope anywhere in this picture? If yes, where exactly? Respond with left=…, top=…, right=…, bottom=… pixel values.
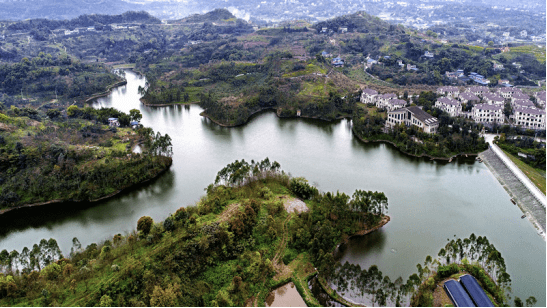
left=501, top=149, right=546, bottom=194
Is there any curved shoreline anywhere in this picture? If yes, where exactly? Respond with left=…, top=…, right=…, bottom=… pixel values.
left=0, top=157, right=172, bottom=216
left=83, top=80, right=128, bottom=104
left=351, top=127, right=480, bottom=162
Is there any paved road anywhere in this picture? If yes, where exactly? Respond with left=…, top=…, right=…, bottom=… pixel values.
left=483, top=133, right=546, bottom=208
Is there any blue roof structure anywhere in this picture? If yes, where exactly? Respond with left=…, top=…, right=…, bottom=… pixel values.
left=459, top=275, right=494, bottom=307
left=444, top=280, right=476, bottom=307
left=108, top=118, right=118, bottom=121
left=130, top=121, right=140, bottom=126
left=321, top=51, right=328, bottom=56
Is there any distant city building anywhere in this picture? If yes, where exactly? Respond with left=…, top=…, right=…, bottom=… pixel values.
left=424, top=51, right=434, bottom=58
left=520, top=30, right=527, bottom=38
left=407, top=64, right=418, bottom=71
left=386, top=106, right=439, bottom=134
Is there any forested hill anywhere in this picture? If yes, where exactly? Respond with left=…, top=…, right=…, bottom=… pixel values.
left=0, top=0, right=139, bottom=21
left=314, top=11, right=399, bottom=34
left=175, top=9, right=238, bottom=24
left=6, top=11, right=161, bottom=32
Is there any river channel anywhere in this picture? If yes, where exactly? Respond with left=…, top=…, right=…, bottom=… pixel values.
left=0, top=70, right=544, bottom=305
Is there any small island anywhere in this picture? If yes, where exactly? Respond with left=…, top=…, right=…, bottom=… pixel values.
left=0, top=106, right=172, bottom=213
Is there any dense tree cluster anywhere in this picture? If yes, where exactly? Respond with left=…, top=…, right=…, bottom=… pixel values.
left=0, top=54, right=121, bottom=104
left=0, top=108, right=171, bottom=209
left=495, top=135, right=545, bottom=170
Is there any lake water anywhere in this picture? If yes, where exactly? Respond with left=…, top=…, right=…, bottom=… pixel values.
left=0, top=70, right=544, bottom=305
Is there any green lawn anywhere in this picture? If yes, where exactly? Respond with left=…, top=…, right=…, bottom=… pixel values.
left=501, top=149, right=546, bottom=194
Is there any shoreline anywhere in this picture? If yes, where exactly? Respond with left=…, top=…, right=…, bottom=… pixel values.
left=351, top=127, right=480, bottom=162
left=0, top=157, right=172, bottom=216
left=83, top=79, right=127, bottom=104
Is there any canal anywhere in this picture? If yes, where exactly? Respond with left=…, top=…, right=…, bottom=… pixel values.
left=0, top=70, right=544, bottom=305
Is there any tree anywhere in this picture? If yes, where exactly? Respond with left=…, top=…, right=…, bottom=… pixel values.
left=488, top=41, right=494, bottom=47
left=129, top=109, right=142, bottom=122
left=525, top=296, right=537, bottom=307
left=514, top=296, right=523, bottom=307
left=99, top=294, right=113, bottom=307
left=150, top=283, right=181, bottom=307
left=137, top=216, right=154, bottom=235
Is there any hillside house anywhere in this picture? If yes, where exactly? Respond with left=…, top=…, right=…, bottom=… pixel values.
left=407, top=64, right=418, bottom=71
left=108, top=118, right=120, bottom=127
left=493, top=63, right=504, bottom=70
left=366, top=58, right=378, bottom=69
left=469, top=72, right=490, bottom=85
left=339, top=27, right=348, bottom=33
left=332, top=57, right=344, bottom=67
left=376, top=93, right=397, bottom=109
left=386, top=106, right=439, bottom=134
left=424, top=51, right=434, bottom=58
left=360, top=89, right=378, bottom=105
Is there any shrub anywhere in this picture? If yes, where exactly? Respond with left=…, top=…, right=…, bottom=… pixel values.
left=289, top=177, right=318, bottom=200
left=41, top=263, right=62, bottom=280
left=437, top=263, right=459, bottom=279
left=137, top=216, right=153, bottom=235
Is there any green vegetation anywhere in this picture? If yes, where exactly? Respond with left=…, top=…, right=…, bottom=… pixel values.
left=0, top=159, right=389, bottom=306
left=410, top=234, right=538, bottom=307
left=494, top=134, right=545, bottom=194
left=0, top=54, right=124, bottom=106
left=0, top=107, right=172, bottom=210
left=352, top=91, right=488, bottom=158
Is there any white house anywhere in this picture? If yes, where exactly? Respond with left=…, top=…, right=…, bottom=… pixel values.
left=435, top=97, right=462, bottom=117
left=436, top=86, right=460, bottom=98
left=482, top=93, right=505, bottom=105
left=471, top=104, right=504, bottom=124
left=386, top=106, right=439, bottom=134
left=511, top=106, right=545, bottom=129
left=385, top=99, right=407, bottom=112
left=466, top=86, right=490, bottom=97
left=361, top=89, right=378, bottom=105
left=458, top=92, right=480, bottom=105
left=376, top=93, right=397, bottom=109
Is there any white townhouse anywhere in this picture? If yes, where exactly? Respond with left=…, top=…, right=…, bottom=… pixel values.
left=482, top=92, right=505, bottom=105
left=435, top=97, right=462, bottom=117
left=511, top=106, right=545, bottom=130
left=497, top=87, right=522, bottom=99
left=458, top=92, right=480, bottom=105
left=471, top=104, right=504, bottom=124
left=361, top=89, right=379, bottom=104
left=534, top=91, right=546, bottom=107
left=511, top=99, right=535, bottom=109
left=376, top=93, right=397, bottom=109
left=385, top=99, right=407, bottom=112
left=511, top=92, right=530, bottom=103
left=465, top=86, right=490, bottom=97
left=436, top=86, right=460, bottom=98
